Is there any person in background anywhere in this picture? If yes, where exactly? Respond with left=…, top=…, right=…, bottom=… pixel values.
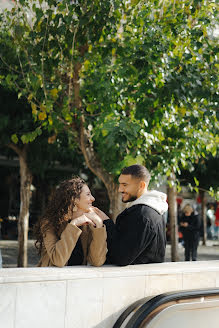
left=207, top=204, right=216, bottom=240
left=179, top=204, right=201, bottom=261
left=0, top=249, right=2, bottom=268
left=34, top=176, right=107, bottom=267
left=215, top=202, right=219, bottom=240
left=94, top=164, right=168, bottom=266
left=0, top=217, right=2, bottom=268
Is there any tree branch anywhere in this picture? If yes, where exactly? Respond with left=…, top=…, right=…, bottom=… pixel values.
left=79, top=115, right=114, bottom=188
left=68, top=24, right=79, bottom=109
left=7, top=143, right=27, bottom=157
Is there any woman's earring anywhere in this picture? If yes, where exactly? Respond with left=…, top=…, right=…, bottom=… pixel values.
left=73, top=205, right=78, bottom=212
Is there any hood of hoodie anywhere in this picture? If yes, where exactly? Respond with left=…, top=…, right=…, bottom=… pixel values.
left=127, top=190, right=168, bottom=215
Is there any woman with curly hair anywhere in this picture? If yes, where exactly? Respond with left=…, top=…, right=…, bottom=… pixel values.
left=34, top=176, right=107, bottom=267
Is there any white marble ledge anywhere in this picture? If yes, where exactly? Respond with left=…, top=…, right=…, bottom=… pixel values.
left=1, top=261, right=219, bottom=284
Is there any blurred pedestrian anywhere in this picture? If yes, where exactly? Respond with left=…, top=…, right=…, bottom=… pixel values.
left=207, top=204, right=216, bottom=239
left=0, top=218, right=2, bottom=268
left=215, top=202, right=219, bottom=240
left=179, top=204, right=201, bottom=261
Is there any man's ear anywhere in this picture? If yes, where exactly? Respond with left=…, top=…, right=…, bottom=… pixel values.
left=139, top=180, right=146, bottom=191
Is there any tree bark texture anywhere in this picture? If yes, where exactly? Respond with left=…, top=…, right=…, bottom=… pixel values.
left=8, top=144, right=32, bottom=267
left=167, top=175, right=179, bottom=262
left=18, top=149, right=32, bottom=267
left=107, top=184, right=126, bottom=221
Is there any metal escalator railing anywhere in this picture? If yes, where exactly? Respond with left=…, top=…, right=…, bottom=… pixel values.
left=113, top=297, right=152, bottom=328
left=113, top=288, right=219, bottom=328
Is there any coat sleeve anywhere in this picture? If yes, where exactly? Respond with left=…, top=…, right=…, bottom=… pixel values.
left=104, top=218, right=116, bottom=264
left=111, top=207, right=155, bottom=266
left=87, top=224, right=107, bottom=267
left=43, top=223, right=82, bottom=267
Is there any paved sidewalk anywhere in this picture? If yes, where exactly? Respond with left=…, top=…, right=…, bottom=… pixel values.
left=0, top=239, right=218, bottom=268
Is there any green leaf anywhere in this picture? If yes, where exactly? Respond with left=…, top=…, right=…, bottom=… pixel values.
left=11, top=134, right=18, bottom=144
left=194, top=177, right=199, bottom=186
left=102, top=129, right=108, bottom=137
left=21, top=135, right=28, bottom=144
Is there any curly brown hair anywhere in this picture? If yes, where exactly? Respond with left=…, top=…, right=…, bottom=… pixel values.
left=34, top=176, right=86, bottom=256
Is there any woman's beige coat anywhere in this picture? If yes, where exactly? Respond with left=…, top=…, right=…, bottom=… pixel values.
left=37, top=222, right=107, bottom=267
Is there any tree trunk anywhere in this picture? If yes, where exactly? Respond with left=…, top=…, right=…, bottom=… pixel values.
left=107, top=183, right=126, bottom=221
left=200, top=190, right=207, bottom=245
left=17, top=149, right=32, bottom=267
left=73, top=61, right=125, bottom=220
left=79, top=117, right=125, bottom=220
left=167, top=174, right=179, bottom=262
left=8, top=144, right=32, bottom=267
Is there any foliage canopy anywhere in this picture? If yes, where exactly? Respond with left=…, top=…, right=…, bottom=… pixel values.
left=0, top=0, right=218, bottom=191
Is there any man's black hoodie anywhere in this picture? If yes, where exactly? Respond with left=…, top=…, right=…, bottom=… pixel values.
left=107, top=190, right=168, bottom=266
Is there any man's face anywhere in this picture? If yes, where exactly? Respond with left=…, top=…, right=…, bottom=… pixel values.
left=118, top=174, right=142, bottom=203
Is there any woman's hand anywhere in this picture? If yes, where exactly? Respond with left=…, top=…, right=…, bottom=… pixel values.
left=91, top=207, right=110, bottom=221
left=180, top=222, right=188, bottom=227
left=84, top=209, right=103, bottom=228
left=70, top=214, right=96, bottom=227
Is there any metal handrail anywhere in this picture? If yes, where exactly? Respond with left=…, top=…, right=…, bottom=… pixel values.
left=112, top=297, right=151, bottom=328
left=113, top=288, right=219, bottom=328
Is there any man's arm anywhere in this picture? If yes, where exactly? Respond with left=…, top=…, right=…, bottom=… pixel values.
left=110, top=206, right=155, bottom=266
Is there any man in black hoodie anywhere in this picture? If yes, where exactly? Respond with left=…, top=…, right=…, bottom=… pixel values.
left=95, top=164, right=168, bottom=266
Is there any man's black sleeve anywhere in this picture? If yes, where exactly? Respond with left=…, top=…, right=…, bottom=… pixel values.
left=110, top=206, right=156, bottom=266
left=104, top=219, right=116, bottom=264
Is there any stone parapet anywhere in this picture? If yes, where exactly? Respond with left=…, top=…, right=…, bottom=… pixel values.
left=1, top=261, right=219, bottom=328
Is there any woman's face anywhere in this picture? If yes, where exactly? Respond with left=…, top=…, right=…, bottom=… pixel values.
left=75, top=185, right=95, bottom=212
left=184, top=209, right=193, bottom=216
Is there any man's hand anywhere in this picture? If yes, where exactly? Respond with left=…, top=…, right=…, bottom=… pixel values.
left=92, top=207, right=110, bottom=221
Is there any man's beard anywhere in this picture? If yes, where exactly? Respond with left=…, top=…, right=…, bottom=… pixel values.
left=122, top=195, right=137, bottom=203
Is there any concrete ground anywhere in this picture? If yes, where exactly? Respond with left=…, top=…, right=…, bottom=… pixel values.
left=0, top=239, right=218, bottom=268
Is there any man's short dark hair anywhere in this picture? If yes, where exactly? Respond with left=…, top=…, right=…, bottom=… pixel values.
left=121, top=164, right=151, bottom=187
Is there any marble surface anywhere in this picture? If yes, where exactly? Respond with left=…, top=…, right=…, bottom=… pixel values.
left=0, top=284, right=16, bottom=328
left=1, top=261, right=219, bottom=328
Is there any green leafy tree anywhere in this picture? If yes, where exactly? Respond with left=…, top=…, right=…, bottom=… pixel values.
left=0, top=0, right=218, bottom=236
